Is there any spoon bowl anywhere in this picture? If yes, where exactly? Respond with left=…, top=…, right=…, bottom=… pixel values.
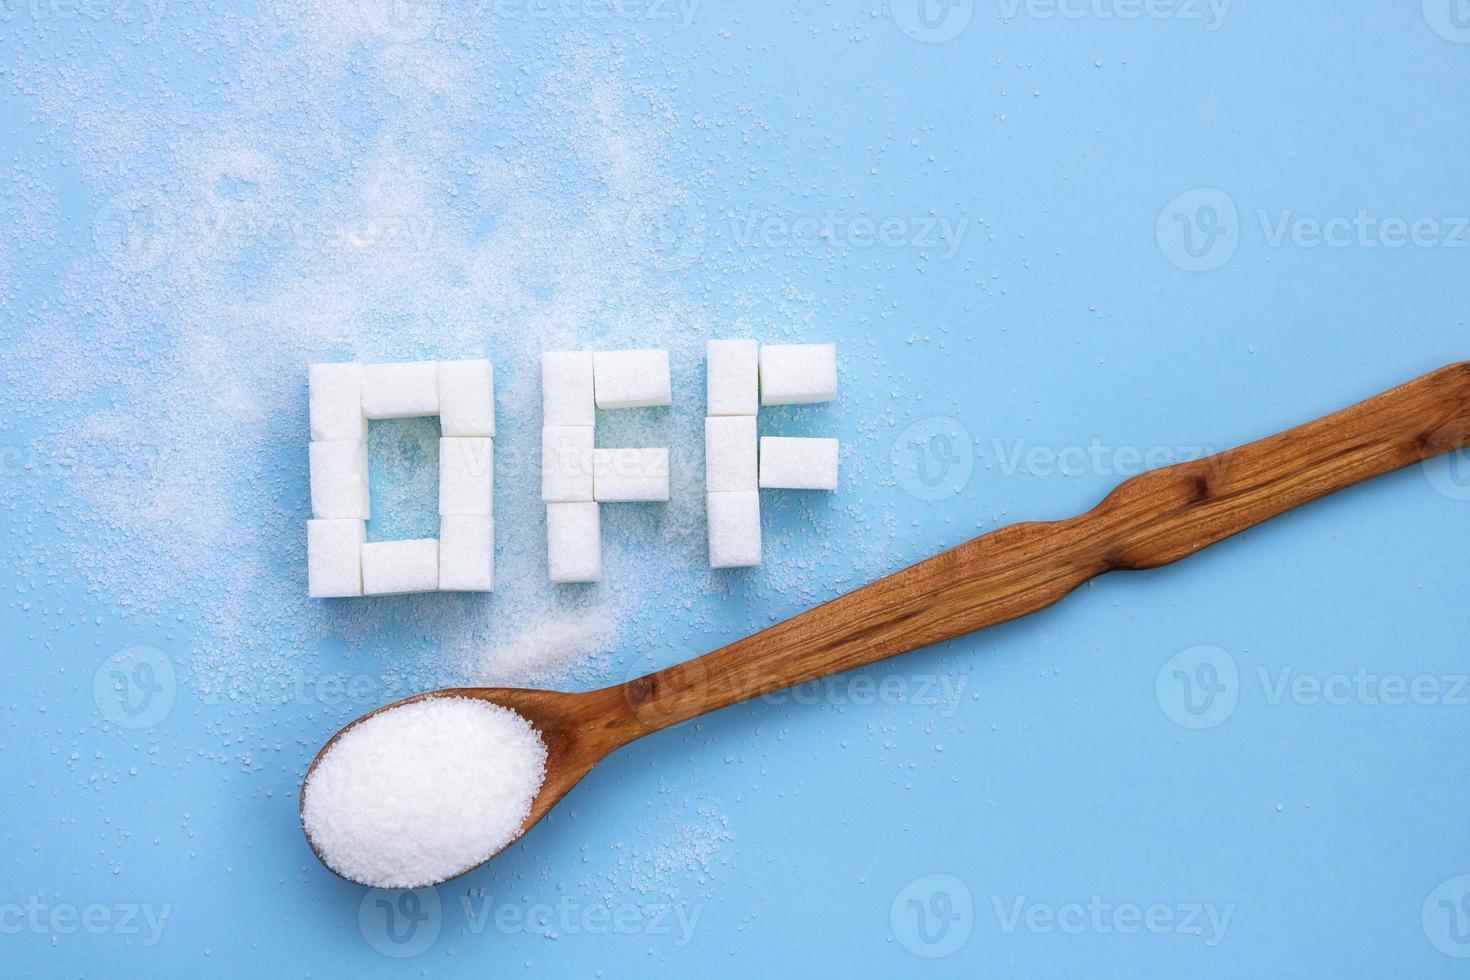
left=300, top=683, right=641, bottom=886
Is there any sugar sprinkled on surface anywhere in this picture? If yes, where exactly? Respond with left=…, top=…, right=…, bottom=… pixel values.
left=0, top=0, right=910, bottom=912
left=302, top=696, right=547, bottom=889
left=0, top=3, right=902, bottom=731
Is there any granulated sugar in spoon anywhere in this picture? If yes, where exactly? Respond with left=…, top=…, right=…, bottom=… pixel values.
left=302, top=362, right=1470, bottom=888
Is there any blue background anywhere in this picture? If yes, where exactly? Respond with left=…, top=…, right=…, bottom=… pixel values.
left=3, top=0, right=1469, bottom=976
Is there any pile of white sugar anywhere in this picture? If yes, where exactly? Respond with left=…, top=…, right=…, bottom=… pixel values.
left=301, top=697, right=548, bottom=888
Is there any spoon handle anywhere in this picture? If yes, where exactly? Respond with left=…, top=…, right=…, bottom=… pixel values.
left=622, top=362, right=1470, bottom=731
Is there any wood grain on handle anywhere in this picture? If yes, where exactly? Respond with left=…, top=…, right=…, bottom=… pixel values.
left=620, top=362, right=1470, bottom=732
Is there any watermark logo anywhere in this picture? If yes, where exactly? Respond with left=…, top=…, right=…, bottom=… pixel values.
left=359, top=888, right=441, bottom=958
left=625, top=191, right=707, bottom=271
left=1156, top=187, right=1239, bottom=272
left=1, top=443, right=28, bottom=475
left=1423, top=875, right=1470, bottom=958
left=1423, top=0, right=1470, bottom=42
left=355, top=0, right=437, bottom=43
left=92, top=646, right=176, bottom=729
left=892, top=417, right=976, bottom=500
left=1155, top=645, right=1238, bottom=730
left=890, top=873, right=975, bottom=958
left=1158, top=648, right=1468, bottom=727
left=1422, top=421, right=1470, bottom=502
left=93, top=190, right=174, bottom=275
left=1159, top=188, right=1468, bottom=270
left=622, top=647, right=707, bottom=730
left=892, top=0, right=974, bottom=42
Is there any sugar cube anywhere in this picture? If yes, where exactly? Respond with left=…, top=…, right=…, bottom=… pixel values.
left=361, top=539, right=440, bottom=595
left=705, top=416, right=757, bottom=492
left=309, top=440, right=370, bottom=518
left=438, top=359, right=495, bottom=437
left=706, top=339, right=759, bottom=416
left=546, top=502, right=602, bottom=583
left=438, top=516, right=494, bottom=592
left=541, top=351, right=595, bottom=426
left=759, top=436, right=839, bottom=490
left=361, top=361, right=440, bottom=419
left=309, top=363, right=366, bottom=441
left=439, top=437, right=494, bottom=516
left=707, top=491, right=761, bottom=568
left=541, top=426, right=595, bottom=502
left=759, top=343, right=837, bottom=405
left=593, top=349, right=671, bottom=409
left=594, top=447, right=669, bottom=502
left=307, top=519, right=365, bottom=597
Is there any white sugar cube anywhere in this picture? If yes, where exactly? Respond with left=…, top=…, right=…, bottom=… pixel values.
left=546, top=502, right=602, bottom=583
left=438, top=516, right=494, bottom=592
left=541, top=351, right=595, bottom=426
left=593, top=349, right=671, bottom=409
left=594, top=447, right=669, bottom=502
left=439, top=437, right=494, bottom=516
left=309, top=440, right=369, bottom=518
left=706, top=339, right=759, bottom=416
left=705, top=416, right=757, bottom=492
left=541, top=426, right=595, bottom=502
left=438, top=359, right=495, bottom=437
left=362, top=361, right=440, bottom=419
left=361, top=539, right=439, bottom=595
left=307, top=519, right=365, bottom=597
left=309, top=363, right=366, bottom=441
left=759, top=436, right=839, bottom=490
left=707, top=491, right=761, bottom=568
left=759, top=343, right=837, bottom=405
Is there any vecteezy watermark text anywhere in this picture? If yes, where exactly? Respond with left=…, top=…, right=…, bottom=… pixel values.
left=462, top=894, right=702, bottom=944
left=726, top=210, right=969, bottom=259
left=762, top=672, right=969, bottom=717
left=489, top=0, right=699, bottom=30
left=1158, top=187, right=1470, bottom=272
left=1157, top=645, right=1470, bottom=730
left=0, top=899, right=170, bottom=946
left=992, top=437, right=1222, bottom=479
left=991, top=894, right=1233, bottom=946
left=997, top=0, right=1229, bottom=30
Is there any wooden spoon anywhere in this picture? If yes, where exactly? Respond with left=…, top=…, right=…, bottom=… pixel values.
left=303, top=361, right=1470, bottom=886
